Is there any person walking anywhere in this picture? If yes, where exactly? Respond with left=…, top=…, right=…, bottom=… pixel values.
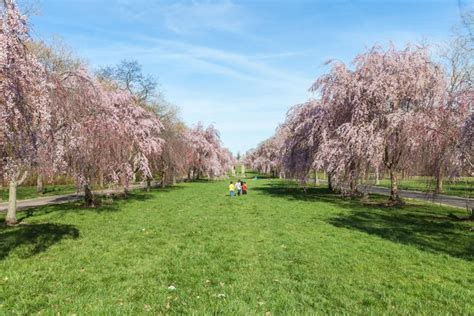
left=242, top=181, right=247, bottom=195
left=229, top=181, right=235, bottom=197
left=235, top=180, right=242, bottom=196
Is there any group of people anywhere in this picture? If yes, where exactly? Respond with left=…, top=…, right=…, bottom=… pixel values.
left=229, top=180, right=247, bottom=197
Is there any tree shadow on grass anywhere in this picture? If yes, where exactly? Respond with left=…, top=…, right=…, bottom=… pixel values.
left=151, top=185, right=186, bottom=193
left=247, top=173, right=277, bottom=180
left=256, top=181, right=474, bottom=261
left=188, top=179, right=215, bottom=183
left=0, top=223, right=79, bottom=260
left=329, top=210, right=474, bottom=261
left=18, top=196, right=125, bottom=220
left=254, top=182, right=337, bottom=203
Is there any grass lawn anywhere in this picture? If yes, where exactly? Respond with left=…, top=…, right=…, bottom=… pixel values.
left=0, top=174, right=472, bottom=314
left=376, top=177, right=473, bottom=198
left=0, top=184, right=77, bottom=201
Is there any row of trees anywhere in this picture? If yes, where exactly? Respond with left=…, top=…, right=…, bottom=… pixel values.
left=245, top=43, right=473, bottom=205
left=0, top=1, right=234, bottom=225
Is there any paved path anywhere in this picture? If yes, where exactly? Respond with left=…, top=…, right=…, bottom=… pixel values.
left=366, top=186, right=473, bottom=210
left=312, top=180, right=473, bottom=209
left=0, top=183, right=152, bottom=212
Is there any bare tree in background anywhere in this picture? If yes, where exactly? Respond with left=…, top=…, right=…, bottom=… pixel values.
left=97, top=60, right=159, bottom=105
left=423, top=36, right=474, bottom=193
left=28, top=37, right=82, bottom=74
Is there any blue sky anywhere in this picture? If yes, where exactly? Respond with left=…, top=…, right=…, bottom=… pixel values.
left=29, top=0, right=466, bottom=154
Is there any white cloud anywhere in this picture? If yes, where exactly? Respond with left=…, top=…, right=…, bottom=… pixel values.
left=76, top=33, right=314, bottom=93
left=129, top=36, right=315, bottom=91
left=114, top=0, right=251, bottom=35
left=161, top=0, right=249, bottom=34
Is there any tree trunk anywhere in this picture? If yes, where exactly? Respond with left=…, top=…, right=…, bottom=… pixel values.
left=36, top=174, right=44, bottom=194
left=328, top=173, right=333, bottom=191
left=315, top=170, right=320, bottom=186
left=0, top=181, right=3, bottom=202
left=389, top=169, right=402, bottom=204
left=146, top=177, right=152, bottom=192
left=99, top=171, right=104, bottom=188
left=172, top=167, right=176, bottom=186
left=84, top=184, right=94, bottom=207
left=375, top=167, right=380, bottom=185
left=187, top=169, right=191, bottom=181
left=435, top=176, right=443, bottom=194
left=350, top=175, right=357, bottom=195
left=435, top=167, right=443, bottom=194
left=5, top=180, right=18, bottom=225
left=161, top=172, right=166, bottom=188
left=123, top=178, right=130, bottom=197
left=241, top=165, right=245, bottom=177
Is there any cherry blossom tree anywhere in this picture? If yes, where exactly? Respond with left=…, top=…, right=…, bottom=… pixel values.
left=245, top=130, right=285, bottom=178
left=47, top=69, right=114, bottom=205
left=186, top=124, right=233, bottom=180
left=280, top=100, right=327, bottom=182
left=419, top=104, right=470, bottom=193
left=28, top=39, right=82, bottom=194
left=48, top=67, right=164, bottom=205
left=0, top=0, right=49, bottom=224
left=301, top=61, right=380, bottom=195
left=149, top=121, right=190, bottom=189
left=312, top=45, right=446, bottom=203
left=106, top=85, right=164, bottom=195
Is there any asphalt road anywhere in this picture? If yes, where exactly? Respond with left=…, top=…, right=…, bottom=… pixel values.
left=0, top=183, right=150, bottom=212
left=366, top=186, right=473, bottom=210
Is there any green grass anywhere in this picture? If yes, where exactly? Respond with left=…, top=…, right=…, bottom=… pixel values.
left=376, top=177, right=474, bottom=198
left=0, top=175, right=473, bottom=314
left=0, top=184, right=77, bottom=201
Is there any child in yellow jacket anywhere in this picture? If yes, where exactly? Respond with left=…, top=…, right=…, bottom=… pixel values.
left=229, top=181, right=235, bottom=197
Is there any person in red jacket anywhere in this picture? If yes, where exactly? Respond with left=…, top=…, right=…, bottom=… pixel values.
left=242, top=182, right=248, bottom=195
